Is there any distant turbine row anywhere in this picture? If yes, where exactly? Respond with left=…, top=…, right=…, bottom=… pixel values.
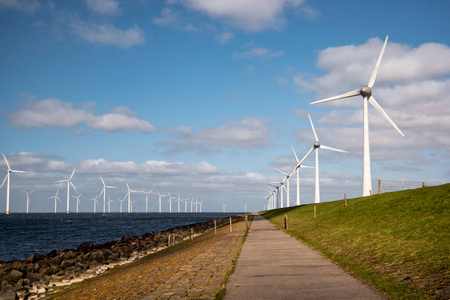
left=266, top=35, right=404, bottom=208
left=0, top=156, right=206, bottom=214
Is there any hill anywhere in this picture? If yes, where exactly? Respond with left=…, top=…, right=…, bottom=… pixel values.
left=261, top=183, right=450, bottom=299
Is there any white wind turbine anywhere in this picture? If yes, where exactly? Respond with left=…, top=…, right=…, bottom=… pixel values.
left=1, top=153, right=27, bottom=214
left=182, top=196, right=190, bottom=213
left=222, top=203, right=227, bottom=213
left=118, top=197, right=126, bottom=213
left=175, top=194, right=184, bottom=213
left=23, top=190, right=34, bottom=214
left=56, top=168, right=77, bottom=214
left=100, top=177, right=116, bottom=214
left=125, top=182, right=140, bottom=213
left=73, top=194, right=82, bottom=213
left=198, top=200, right=203, bottom=213
left=143, top=189, right=154, bottom=213
left=311, top=36, right=404, bottom=197
left=107, top=196, right=114, bottom=213
left=156, top=190, right=166, bottom=213
left=49, top=189, right=62, bottom=213
left=167, top=192, right=176, bottom=213
left=90, top=194, right=99, bottom=213
left=274, top=168, right=291, bottom=207
left=302, top=114, right=348, bottom=203
left=291, top=145, right=314, bottom=206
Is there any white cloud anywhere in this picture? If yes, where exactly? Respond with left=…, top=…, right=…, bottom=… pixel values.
left=160, top=117, right=272, bottom=152
left=233, top=47, right=284, bottom=60
left=152, top=7, right=199, bottom=31
left=0, top=0, right=40, bottom=14
left=84, top=0, right=120, bottom=15
left=69, top=20, right=145, bottom=48
left=8, top=98, right=156, bottom=133
left=175, top=0, right=305, bottom=32
left=217, top=31, right=234, bottom=44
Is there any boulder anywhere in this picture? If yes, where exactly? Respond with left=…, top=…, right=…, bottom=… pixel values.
left=5, top=270, right=23, bottom=284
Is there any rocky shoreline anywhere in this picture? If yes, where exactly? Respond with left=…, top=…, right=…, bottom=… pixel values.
left=0, top=215, right=238, bottom=300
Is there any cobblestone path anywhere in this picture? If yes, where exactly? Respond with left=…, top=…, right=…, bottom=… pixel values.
left=48, top=217, right=249, bottom=300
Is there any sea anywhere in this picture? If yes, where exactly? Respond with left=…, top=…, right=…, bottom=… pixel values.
left=0, top=212, right=241, bottom=262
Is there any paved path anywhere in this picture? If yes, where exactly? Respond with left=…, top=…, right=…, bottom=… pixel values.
left=225, top=214, right=387, bottom=300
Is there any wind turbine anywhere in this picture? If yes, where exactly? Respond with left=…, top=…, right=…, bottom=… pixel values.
left=302, top=114, right=348, bottom=203
left=1, top=153, right=27, bottom=214
left=125, top=182, right=140, bottom=213
left=274, top=168, right=291, bottom=207
left=267, top=184, right=279, bottom=209
left=182, top=196, right=190, bottom=213
left=107, top=196, right=114, bottom=213
left=99, top=177, right=116, bottom=214
left=56, top=168, right=77, bottom=214
left=311, top=36, right=404, bottom=197
left=199, top=200, right=203, bottom=213
left=291, top=145, right=314, bottom=206
left=49, top=189, right=62, bottom=213
left=90, top=194, right=99, bottom=213
left=175, top=194, right=184, bottom=213
left=156, top=190, right=166, bottom=213
left=222, top=203, right=227, bottom=213
left=244, top=203, right=247, bottom=213
left=143, top=189, right=154, bottom=213
left=167, top=192, right=176, bottom=213
left=73, top=193, right=82, bottom=213
left=23, top=190, right=34, bottom=214
left=118, top=197, right=126, bottom=213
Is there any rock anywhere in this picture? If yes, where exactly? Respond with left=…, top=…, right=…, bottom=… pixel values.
left=0, top=285, right=16, bottom=300
left=60, top=259, right=75, bottom=269
left=5, top=270, right=23, bottom=284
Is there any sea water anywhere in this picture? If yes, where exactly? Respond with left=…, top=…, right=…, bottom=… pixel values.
left=0, top=212, right=240, bottom=262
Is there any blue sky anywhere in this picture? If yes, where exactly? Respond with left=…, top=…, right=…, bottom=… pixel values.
left=1, top=0, right=449, bottom=213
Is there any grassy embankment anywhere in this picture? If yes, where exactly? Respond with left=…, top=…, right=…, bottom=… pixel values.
left=261, top=183, right=449, bottom=299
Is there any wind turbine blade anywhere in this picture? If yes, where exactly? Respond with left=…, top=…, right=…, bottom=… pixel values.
left=308, top=114, right=319, bottom=142
left=320, top=144, right=349, bottom=153
left=0, top=174, right=8, bottom=189
left=368, top=35, right=388, bottom=88
left=368, top=96, right=405, bottom=137
left=299, top=146, right=315, bottom=165
left=100, top=176, right=106, bottom=186
left=311, top=89, right=361, bottom=105
left=291, top=145, right=300, bottom=164
left=55, top=180, right=67, bottom=183
left=70, top=181, right=78, bottom=194
left=106, top=186, right=117, bottom=189
left=2, top=153, right=11, bottom=171
left=300, top=165, right=314, bottom=169
left=274, top=168, right=288, bottom=176
left=68, top=168, right=76, bottom=180
left=126, top=182, right=130, bottom=190
left=11, top=170, right=27, bottom=174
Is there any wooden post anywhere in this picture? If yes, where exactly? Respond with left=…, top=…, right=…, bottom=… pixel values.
left=378, top=179, right=381, bottom=195
left=284, top=215, right=288, bottom=229
left=314, top=205, right=316, bottom=219
left=229, top=217, right=233, bottom=232
left=370, top=189, right=373, bottom=196
left=191, top=228, right=194, bottom=240
left=422, top=181, right=426, bottom=188
left=344, top=194, right=347, bottom=207
left=168, top=234, right=171, bottom=247
left=214, top=219, right=217, bottom=234
left=245, top=215, right=248, bottom=230
left=173, top=233, right=175, bottom=245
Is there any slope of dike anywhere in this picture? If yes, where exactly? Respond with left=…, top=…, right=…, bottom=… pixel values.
left=261, top=183, right=449, bottom=300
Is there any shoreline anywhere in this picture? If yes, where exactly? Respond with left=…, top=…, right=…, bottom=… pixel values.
left=0, top=215, right=245, bottom=299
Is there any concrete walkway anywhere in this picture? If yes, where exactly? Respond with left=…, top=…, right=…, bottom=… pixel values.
left=225, top=214, right=387, bottom=300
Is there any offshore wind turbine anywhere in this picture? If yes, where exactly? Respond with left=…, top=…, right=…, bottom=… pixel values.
left=49, top=189, right=62, bottom=213
left=118, top=197, right=126, bottom=213
left=175, top=194, right=184, bottom=213
left=302, top=114, right=348, bottom=203
left=1, top=153, right=27, bottom=214
left=167, top=192, right=176, bottom=213
left=107, top=196, right=114, bottom=213
left=125, top=182, right=139, bottom=213
left=156, top=190, right=166, bottom=213
left=311, top=36, right=404, bottom=197
left=56, top=168, right=77, bottom=214
left=73, top=193, right=82, bottom=213
left=291, top=145, right=314, bottom=206
left=90, top=194, right=99, bottom=213
left=23, top=190, right=34, bottom=214
left=100, top=177, right=116, bottom=214
left=143, top=189, right=154, bottom=213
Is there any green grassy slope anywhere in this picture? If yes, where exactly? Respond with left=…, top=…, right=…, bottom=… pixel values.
left=261, top=184, right=450, bottom=299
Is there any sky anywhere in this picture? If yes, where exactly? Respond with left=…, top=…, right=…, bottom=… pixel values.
left=1, top=0, right=449, bottom=213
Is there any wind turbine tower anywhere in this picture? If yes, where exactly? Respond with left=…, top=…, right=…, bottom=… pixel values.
left=1, top=153, right=27, bottom=214
left=311, top=36, right=404, bottom=197
left=56, top=168, right=77, bottom=214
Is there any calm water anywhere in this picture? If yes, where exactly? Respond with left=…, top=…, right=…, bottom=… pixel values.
left=0, top=212, right=240, bottom=262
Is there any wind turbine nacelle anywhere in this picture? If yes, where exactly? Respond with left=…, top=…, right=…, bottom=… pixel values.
left=360, top=86, right=372, bottom=98
left=314, top=142, right=321, bottom=149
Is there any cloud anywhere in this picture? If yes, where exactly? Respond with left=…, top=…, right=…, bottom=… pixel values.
left=0, top=0, right=40, bottom=14
left=216, top=31, right=234, bottom=44
left=152, top=7, right=199, bottom=31
left=84, top=0, right=120, bottom=15
left=160, top=117, right=272, bottom=153
left=69, top=20, right=145, bottom=48
left=8, top=98, right=156, bottom=133
left=174, top=0, right=305, bottom=32
left=233, top=47, right=284, bottom=60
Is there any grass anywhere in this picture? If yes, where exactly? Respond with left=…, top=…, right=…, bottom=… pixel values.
left=261, top=184, right=450, bottom=299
